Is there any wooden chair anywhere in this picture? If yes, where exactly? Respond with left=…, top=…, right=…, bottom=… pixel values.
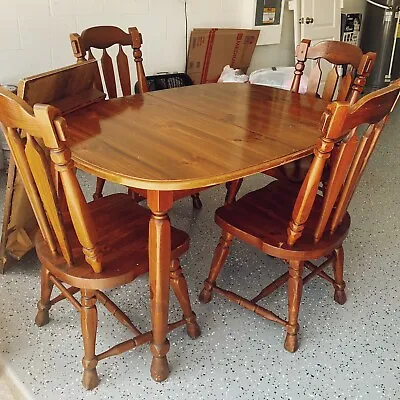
left=0, top=87, right=200, bottom=389
left=0, top=61, right=105, bottom=273
left=292, top=39, right=375, bottom=102
left=70, top=25, right=203, bottom=209
left=264, top=39, right=376, bottom=183
left=200, top=80, right=400, bottom=352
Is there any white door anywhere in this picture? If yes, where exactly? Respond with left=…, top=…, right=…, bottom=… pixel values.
left=294, top=0, right=342, bottom=45
left=289, top=0, right=343, bottom=94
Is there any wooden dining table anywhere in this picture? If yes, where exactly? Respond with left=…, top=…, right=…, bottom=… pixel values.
left=64, top=82, right=328, bottom=381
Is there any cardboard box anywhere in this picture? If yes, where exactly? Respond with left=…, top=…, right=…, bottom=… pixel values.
left=186, top=28, right=260, bottom=85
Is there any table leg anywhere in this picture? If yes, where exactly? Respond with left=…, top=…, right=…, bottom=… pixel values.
left=147, top=190, right=173, bottom=382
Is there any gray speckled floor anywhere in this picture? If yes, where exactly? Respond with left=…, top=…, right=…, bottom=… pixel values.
left=1, top=106, right=400, bottom=400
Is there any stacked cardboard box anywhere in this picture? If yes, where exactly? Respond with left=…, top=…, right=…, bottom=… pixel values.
left=186, top=28, right=260, bottom=84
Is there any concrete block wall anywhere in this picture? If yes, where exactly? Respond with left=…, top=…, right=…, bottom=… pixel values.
left=0, top=0, right=367, bottom=85
left=0, top=0, right=244, bottom=85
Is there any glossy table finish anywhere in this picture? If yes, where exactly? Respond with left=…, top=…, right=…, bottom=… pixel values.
left=66, top=83, right=327, bottom=190
left=65, top=83, right=327, bottom=381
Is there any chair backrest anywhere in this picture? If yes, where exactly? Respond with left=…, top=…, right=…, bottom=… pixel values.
left=0, top=87, right=103, bottom=273
left=291, top=39, right=376, bottom=104
left=287, top=79, right=400, bottom=246
left=70, top=25, right=148, bottom=98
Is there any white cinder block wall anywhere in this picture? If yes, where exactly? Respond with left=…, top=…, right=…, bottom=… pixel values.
left=0, top=0, right=367, bottom=85
left=0, top=0, right=244, bottom=85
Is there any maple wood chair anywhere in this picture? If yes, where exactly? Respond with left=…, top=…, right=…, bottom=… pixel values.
left=200, top=79, right=400, bottom=353
left=265, top=39, right=376, bottom=183
left=1, top=61, right=105, bottom=274
left=293, top=39, right=376, bottom=102
left=0, top=87, right=200, bottom=390
left=70, top=25, right=203, bottom=209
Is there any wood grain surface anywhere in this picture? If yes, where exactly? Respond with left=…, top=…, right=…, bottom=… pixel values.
left=65, top=83, right=327, bottom=190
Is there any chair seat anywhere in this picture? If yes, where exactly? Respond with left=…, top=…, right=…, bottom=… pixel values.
left=35, top=193, right=189, bottom=289
left=215, top=180, right=350, bottom=261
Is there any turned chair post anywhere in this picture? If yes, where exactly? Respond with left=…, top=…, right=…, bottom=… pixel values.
left=290, top=39, right=310, bottom=93
left=347, top=52, right=376, bottom=104
left=129, top=27, right=148, bottom=94
left=70, top=33, right=87, bottom=62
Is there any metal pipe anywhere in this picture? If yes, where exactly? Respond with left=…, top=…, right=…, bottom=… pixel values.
left=366, top=0, right=391, bottom=10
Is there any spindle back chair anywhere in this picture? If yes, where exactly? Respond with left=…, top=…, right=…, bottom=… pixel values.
left=0, top=86, right=200, bottom=389
left=70, top=25, right=148, bottom=97
left=257, top=39, right=376, bottom=186
left=0, top=61, right=104, bottom=273
left=292, top=39, right=375, bottom=102
left=201, top=79, right=400, bottom=353
left=70, top=26, right=203, bottom=209
left=0, top=90, right=78, bottom=268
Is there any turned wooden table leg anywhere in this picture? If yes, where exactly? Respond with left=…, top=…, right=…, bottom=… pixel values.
left=147, top=190, right=173, bottom=382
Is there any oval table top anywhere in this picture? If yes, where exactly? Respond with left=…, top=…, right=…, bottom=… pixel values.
left=65, top=83, right=328, bottom=191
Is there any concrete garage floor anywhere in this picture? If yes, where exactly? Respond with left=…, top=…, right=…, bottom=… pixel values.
left=0, top=105, right=399, bottom=400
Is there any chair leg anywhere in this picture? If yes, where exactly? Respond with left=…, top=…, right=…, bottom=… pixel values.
left=224, top=179, right=243, bottom=205
left=80, top=289, right=99, bottom=390
left=199, top=231, right=233, bottom=304
left=35, top=266, right=54, bottom=327
left=333, top=246, right=346, bottom=305
left=191, top=193, right=202, bottom=209
left=93, top=178, right=105, bottom=200
left=284, top=260, right=304, bottom=353
left=128, top=188, right=145, bottom=203
left=224, top=182, right=232, bottom=204
left=170, top=259, right=201, bottom=339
